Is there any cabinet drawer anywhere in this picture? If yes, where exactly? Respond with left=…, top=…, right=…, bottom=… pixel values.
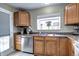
left=45, top=37, right=59, bottom=40
left=16, top=44, right=21, bottom=50
left=15, top=35, right=21, bottom=38
left=16, top=36, right=21, bottom=39
left=16, top=41, right=21, bottom=44
left=34, top=36, right=44, bottom=40
left=15, top=39, right=21, bottom=42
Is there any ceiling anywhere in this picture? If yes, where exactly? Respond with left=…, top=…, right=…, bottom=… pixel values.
left=7, top=3, right=64, bottom=10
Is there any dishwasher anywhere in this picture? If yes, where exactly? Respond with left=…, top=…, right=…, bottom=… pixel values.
left=21, top=35, right=33, bottom=54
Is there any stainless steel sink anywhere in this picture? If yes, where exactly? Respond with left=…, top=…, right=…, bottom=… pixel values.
left=39, top=34, right=66, bottom=37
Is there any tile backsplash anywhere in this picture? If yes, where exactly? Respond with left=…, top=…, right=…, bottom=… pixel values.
left=74, top=26, right=79, bottom=33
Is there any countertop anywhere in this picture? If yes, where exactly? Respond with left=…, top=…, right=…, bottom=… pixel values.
left=15, top=31, right=79, bottom=35
left=14, top=32, right=78, bottom=41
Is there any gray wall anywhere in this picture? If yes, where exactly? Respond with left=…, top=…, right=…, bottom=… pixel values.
left=29, top=4, right=74, bottom=32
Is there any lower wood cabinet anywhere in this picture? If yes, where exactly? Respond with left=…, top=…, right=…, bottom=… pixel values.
left=59, top=37, right=69, bottom=56
left=45, top=37, right=59, bottom=56
left=68, top=39, right=74, bottom=56
left=33, top=36, right=74, bottom=56
left=15, top=44, right=21, bottom=50
left=14, top=34, right=21, bottom=51
left=34, top=36, right=44, bottom=55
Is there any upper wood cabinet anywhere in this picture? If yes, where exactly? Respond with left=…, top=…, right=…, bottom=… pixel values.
left=64, top=3, right=79, bottom=25
left=14, top=11, right=30, bottom=26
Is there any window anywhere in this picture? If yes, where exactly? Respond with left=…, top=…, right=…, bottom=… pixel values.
left=37, top=16, right=61, bottom=30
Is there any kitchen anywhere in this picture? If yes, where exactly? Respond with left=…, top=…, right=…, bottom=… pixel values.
left=0, top=3, right=79, bottom=56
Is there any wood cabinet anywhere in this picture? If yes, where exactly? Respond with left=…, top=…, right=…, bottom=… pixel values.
left=14, top=34, right=21, bottom=50
left=33, top=36, right=74, bottom=56
left=34, top=36, right=44, bottom=55
left=14, top=11, right=30, bottom=26
left=45, top=37, right=59, bottom=56
left=64, top=3, right=79, bottom=25
left=59, top=37, right=69, bottom=56
left=68, top=39, right=74, bottom=56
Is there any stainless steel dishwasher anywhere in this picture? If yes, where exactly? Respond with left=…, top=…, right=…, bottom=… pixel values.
left=21, top=35, right=33, bottom=54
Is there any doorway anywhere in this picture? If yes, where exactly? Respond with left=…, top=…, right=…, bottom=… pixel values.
left=0, top=7, right=14, bottom=56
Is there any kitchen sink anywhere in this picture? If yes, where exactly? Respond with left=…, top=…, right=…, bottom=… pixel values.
left=39, top=34, right=66, bottom=37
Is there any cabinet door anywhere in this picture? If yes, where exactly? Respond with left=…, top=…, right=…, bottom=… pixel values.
left=14, top=12, right=19, bottom=26
left=67, top=4, right=74, bottom=24
left=68, top=39, right=74, bottom=56
left=64, top=5, right=68, bottom=24
left=19, top=11, right=27, bottom=26
left=59, top=37, right=69, bottom=56
left=68, top=4, right=78, bottom=24
left=14, top=11, right=30, bottom=26
left=34, top=36, right=44, bottom=55
left=45, top=37, right=59, bottom=56
left=77, top=3, right=79, bottom=23
left=26, top=13, right=30, bottom=26
left=65, top=4, right=79, bottom=25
